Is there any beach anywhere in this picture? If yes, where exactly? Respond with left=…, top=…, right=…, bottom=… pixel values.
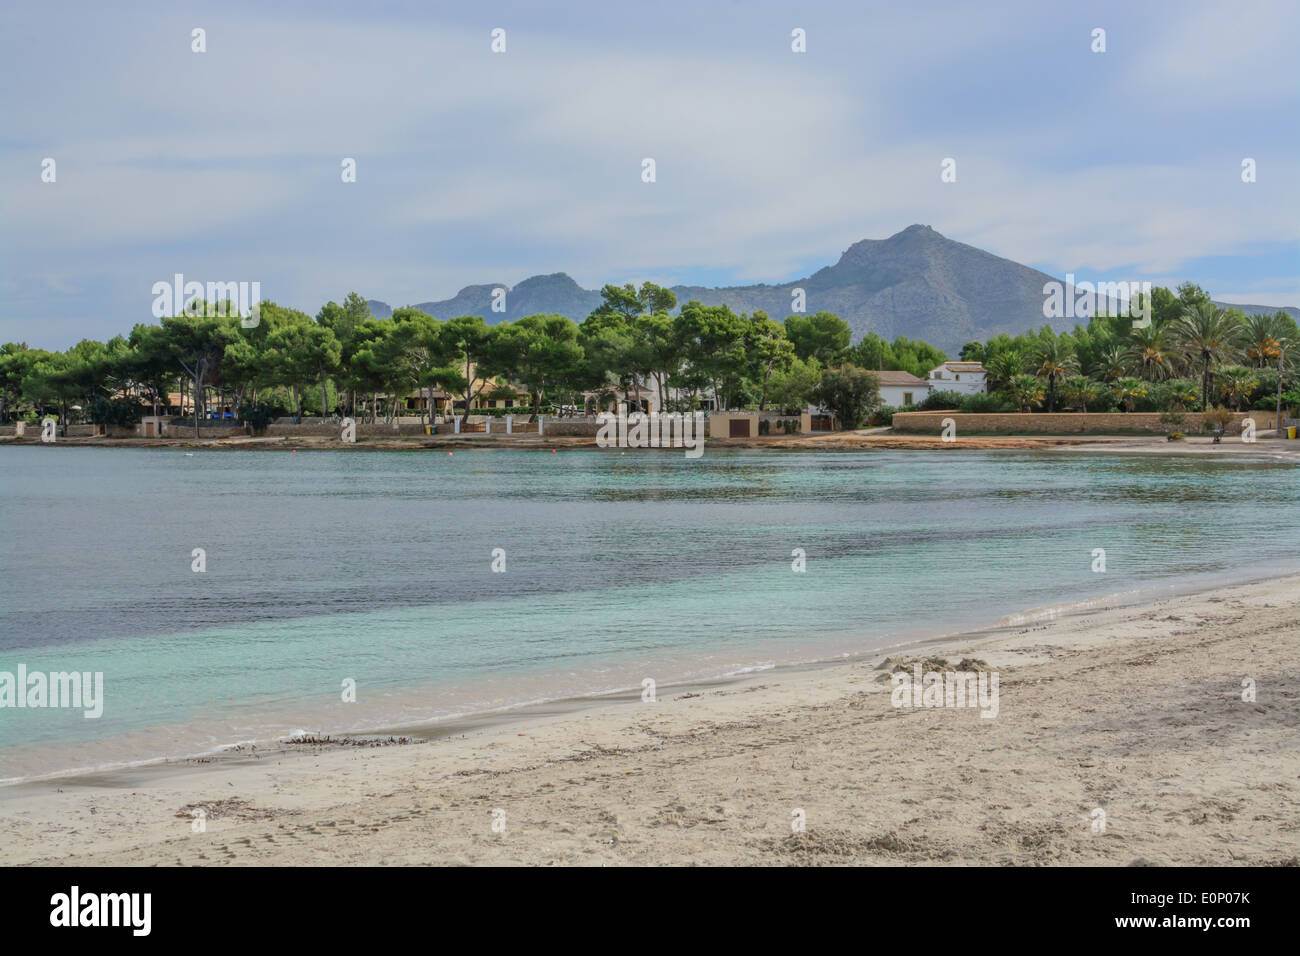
left=2, top=575, right=1295, bottom=866
left=5, top=429, right=1299, bottom=459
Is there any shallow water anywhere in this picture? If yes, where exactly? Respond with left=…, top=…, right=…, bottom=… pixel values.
left=2, top=444, right=1297, bottom=780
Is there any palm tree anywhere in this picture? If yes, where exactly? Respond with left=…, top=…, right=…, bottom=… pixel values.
left=1264, top=312, right=1299, bottom=435
left=1033, top=338, right=1079, bottom=412
left=1215, top=366, right=1257, bottom=412
left=1242, top=313, right=1283, bottom=369
left=1007, top=374, right=1044, bottom=413
left=1061, top=375, right=1098, bottom=413
left=1093, top=343, right=1127, bottom=382
left=1112, top=376, right=1147, bottom=412
left=984, top=350, right=1024, bottom=393
left=1124, top=323, right=1174, bottom=380
left=1154, top=378, right=1199, bottom=412
left=1172, top=303, right=1243, bottom=412
left=1238, top=310, right=1299, bottom=434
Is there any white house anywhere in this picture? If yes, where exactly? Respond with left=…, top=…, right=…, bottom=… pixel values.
left=875, top=371, right=931, bottom=408
left=927, top=361, right=987, bottom=396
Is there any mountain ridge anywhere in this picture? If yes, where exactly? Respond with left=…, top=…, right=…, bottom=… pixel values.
left=364, top=226, right=1298, bottom=353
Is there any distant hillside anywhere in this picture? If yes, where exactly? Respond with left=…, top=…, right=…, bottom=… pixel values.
left=1213, top=301, right=1299, bottom=320
left=367, top=273, right=600, bottom=324
left=667, top=225, right=1066, bottom=353
left=365, top=225, right=1297, bottom=354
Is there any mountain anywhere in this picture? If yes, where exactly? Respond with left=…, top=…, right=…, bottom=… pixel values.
left=367, top=273, right=600, bottom=324
left=364, top=225, right=1297, bottom=354
left=1212, top=300, right=1299, bottom=320
left=667, top=225, right=1063, bottom=353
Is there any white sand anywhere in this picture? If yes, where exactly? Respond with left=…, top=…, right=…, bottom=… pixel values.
left=2, top=576, right=1297, bottom=866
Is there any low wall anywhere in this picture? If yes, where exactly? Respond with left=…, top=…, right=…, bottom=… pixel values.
left=265, top=422, right=428, bottom=437
left=264, top=419, right=570, bottom=438
left=0, top=422, right=244, bottom=439
left=537, top=421, right=599, bottom=437
left=891, top=410, right=1277, bottom=435
left=163, top=423, right=247, bottom=438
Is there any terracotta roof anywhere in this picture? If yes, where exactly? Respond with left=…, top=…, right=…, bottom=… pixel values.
left=874, top=370, right=928, bottom=386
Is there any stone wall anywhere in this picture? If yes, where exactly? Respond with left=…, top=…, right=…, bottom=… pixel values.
left=263, top=418, right=576, bottom=437
left=891, top=410, right=1277, bottom=435
left=538, top=421, right=600, bottom=437
left=265, top=422, right=428, bottom=437
left=163, top=423, right=248, bottom=438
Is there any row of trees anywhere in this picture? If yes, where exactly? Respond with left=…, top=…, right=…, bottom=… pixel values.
left=3, top=279, right=1295, bottom=435
left=951, top=283, right=1299, bottom=422
left=0, top=284, right=940, bottom=433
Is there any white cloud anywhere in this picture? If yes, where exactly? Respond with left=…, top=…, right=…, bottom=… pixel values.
left=1, top=0, right=1297, bottom=345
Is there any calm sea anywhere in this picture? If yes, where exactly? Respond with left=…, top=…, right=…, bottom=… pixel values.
left=2, top=444, right=1297, bottom=781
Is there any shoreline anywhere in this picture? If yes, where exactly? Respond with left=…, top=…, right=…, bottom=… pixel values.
left=3, top=572, right=1296, bottom=865
left=1, top=565, right=1288, bottom=793
left=3, top=432, right=1298, bottom=456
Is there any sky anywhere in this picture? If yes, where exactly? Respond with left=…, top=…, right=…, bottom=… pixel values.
left=2, top=0, right=1297, bottom=350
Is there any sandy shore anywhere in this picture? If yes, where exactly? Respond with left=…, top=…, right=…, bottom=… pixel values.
left=5, top=430, right=1298, bottom=456
left=1, top=576, right=1297, bottom=866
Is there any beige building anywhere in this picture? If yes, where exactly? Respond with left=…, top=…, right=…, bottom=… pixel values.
left=583, top=385, right=658, bottom=415
left=708, top=412, right=758, bottom=438
left=401, top=363, right=531, bottom=416
left=708, top=410, right=837, bottom=437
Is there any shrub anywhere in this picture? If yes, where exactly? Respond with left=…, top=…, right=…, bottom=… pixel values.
left=1245, top=368, right=1280, bottom=408
left=959, top=393, right=1011, bottom=413
left=1159, top=403, right=1187, bottom=435
left=87, top=396, right=142, bottom=427
left=918, top=389, right=966, bottom=411
left=867, top=405, right=897, bottom=426
left=1152, top=378, right=1201, bottom=413
left=238, top=401, right=281, bottom=433
left=463, top=406, right=542, bottom=418
left=1086, top=390, right=1120, bottom=412
left=1202, top=406, right=1234, bottom=434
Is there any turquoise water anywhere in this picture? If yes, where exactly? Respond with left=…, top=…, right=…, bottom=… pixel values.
left=1, top=445, right=1297, bottom=780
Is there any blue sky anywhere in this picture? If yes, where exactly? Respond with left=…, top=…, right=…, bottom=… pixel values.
left=2, top=0, right=1297, bottom=349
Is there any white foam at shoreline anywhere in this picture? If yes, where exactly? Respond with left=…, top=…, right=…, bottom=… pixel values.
left=4, top=567, right=1298, bottom=789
